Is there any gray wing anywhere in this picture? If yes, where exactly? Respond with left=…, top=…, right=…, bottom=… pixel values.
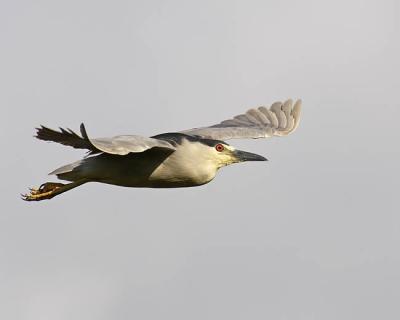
left=89, top=135, right=176, bottom=155
left=36, top=123, right=176, bottom=155
left=181, top=99, right=302, bottom=140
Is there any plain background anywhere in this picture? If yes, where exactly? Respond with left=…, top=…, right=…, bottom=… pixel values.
left=1, top=0, right=399, bottom=319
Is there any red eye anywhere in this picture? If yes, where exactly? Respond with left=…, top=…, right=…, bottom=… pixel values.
left=215, top=144, right=224, bottom=152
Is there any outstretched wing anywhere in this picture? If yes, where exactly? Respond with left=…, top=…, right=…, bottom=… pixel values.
left=36, top=123, right=176, bottom=155
left=181, top=99, right=302, bottom=140
left=89, top=135, right=176, bottom=155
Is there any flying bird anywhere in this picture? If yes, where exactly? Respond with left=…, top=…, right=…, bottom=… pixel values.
left=22, top=99, right=302, bottom=201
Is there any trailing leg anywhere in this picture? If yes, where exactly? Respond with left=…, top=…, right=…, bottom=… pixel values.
left=22, top=179, right=88, bottom=201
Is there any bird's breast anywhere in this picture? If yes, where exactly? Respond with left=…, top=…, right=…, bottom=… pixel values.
left=147, top=150, right=217, bottom=188
left=148, top=160, right=216, bottom=188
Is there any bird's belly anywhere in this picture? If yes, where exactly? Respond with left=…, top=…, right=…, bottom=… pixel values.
left=146, top=162, right=216, bottom=188
left=86, top=152, right=216, bottom=188
left=100, top=172, right=211, bottom=188
left=93, top=163, right=213, bottom=188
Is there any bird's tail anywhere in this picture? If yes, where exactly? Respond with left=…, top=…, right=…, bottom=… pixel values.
left=49, top=159, right=84, bottom=178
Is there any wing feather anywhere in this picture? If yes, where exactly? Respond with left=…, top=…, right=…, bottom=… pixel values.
left=36, top=123, right=176, bottom=155
left=181, top=99, right=302, bottom=140
left=89, top=135, right=176, bottom=155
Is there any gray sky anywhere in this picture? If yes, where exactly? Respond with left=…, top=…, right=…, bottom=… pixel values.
left=1, top=0, right=399, bottom=319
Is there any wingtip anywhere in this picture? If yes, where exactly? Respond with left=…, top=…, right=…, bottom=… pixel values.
left=80, top=123, right=89, bottom=140
left=35, top=125, right=45, bottom=132
left=34, top=125, right=47, bottom=139
left=292, top=99, right=302, bottom=116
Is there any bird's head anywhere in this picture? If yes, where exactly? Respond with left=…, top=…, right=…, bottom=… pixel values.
left=149, top=134, right=268, bottom=186
left=199, top=139, right=267, bottom=169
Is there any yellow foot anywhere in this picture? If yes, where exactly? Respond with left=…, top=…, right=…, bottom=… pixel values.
left=22, top=182, right=65, bottom=201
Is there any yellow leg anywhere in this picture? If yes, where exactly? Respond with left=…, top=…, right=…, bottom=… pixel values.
left=21, top=180, right=87, bottom=201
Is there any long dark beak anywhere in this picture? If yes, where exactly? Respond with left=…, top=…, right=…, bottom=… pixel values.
left=233, top=149, right=268, bottom=162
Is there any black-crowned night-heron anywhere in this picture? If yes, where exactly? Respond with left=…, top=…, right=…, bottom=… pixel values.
left=22, top=99, right=302, bottom=201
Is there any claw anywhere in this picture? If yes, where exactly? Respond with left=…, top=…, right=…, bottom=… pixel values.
left=22, top=182, right=65, bottom=201
left=29, top=188, right=40, bottom=195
